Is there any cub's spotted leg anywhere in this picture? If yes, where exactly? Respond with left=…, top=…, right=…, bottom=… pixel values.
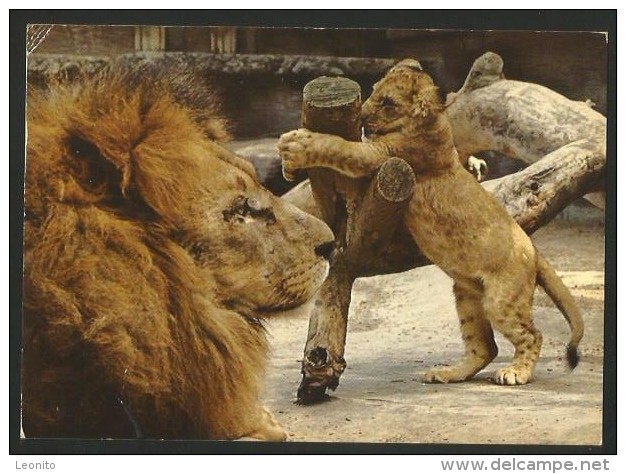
left=482, top=273, right=542, bottom=385
left=423, top=280, right=498, bottom=383
left=490, top=316, right=543, bottom=385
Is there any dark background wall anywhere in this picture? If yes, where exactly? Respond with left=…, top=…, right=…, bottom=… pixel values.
left=28, top=26, right=608, bottom=139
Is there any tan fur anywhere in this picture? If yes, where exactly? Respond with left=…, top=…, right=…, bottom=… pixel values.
left=23, top=64, right=334, bottom=439
left=278, top=59, right=583, bottom=385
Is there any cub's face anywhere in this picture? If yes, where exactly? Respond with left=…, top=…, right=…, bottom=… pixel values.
left=362, top=59, right=442, bottom=141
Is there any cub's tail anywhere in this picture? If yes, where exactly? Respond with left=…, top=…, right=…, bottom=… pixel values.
left=536, top=252, right=584, bottom=369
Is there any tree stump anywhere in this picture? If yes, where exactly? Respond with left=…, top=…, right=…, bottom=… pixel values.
left=296, top=77, right=417, bottom=403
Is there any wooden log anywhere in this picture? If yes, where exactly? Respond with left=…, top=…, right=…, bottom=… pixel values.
left=296, top=260, right=352, bottom=403
left=446, top=51, right=607, bottom=208
left=297, top=157, right=418, bottom=403
left=483, top=138, right=606, bottom=234
left=347, top=157, right=416, bottom=271
left=284, top=181, right=428, bottom=276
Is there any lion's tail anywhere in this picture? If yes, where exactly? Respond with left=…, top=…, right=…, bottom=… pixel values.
left=536, top=252, right=584, bottom=369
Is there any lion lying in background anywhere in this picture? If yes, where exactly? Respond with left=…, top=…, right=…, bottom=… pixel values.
left=22, top=63, right=334, bottom=440
left=279, top=59, right=583, bottom=386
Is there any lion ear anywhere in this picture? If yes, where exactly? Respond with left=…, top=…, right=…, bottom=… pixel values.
left=130, top=141, right=202, bottom=221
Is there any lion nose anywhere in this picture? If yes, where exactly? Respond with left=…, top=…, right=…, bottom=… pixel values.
left=314, top=241, right=336, bottom=261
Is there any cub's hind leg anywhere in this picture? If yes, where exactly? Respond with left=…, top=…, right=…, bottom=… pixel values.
left=423, top=279, right=498, bottom=383
left=482, top=271, right=542, bottom=385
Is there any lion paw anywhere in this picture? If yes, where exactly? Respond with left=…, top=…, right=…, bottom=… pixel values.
left=492, top=367, right=532, bottom=386
left=278, top=128, right=318, bottom=181
left=467, top=156, right=488, bottom=181
left=241, top=406, right=288, bottom=441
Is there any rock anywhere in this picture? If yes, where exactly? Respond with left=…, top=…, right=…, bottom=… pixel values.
left=229, top=138, right=300, bottom=195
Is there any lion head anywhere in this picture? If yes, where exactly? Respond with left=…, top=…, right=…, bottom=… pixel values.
left=22, top=64, right=334, bottom=439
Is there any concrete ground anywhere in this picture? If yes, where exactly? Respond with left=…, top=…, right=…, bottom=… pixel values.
left=262, top=215, right=606, bottom=445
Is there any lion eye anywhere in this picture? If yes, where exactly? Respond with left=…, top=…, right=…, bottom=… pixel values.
left=380, top=96, right=397, bottom=107
left=223, top=196, right=276, bottom=224
left=245, top=198, right=263, bottom=213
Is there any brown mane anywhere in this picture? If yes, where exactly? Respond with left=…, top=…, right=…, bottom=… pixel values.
left=22, top=64, right=333, bottom=440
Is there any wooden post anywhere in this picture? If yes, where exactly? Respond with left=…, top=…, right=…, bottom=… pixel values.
left=297, top=77, right=418, bottom=403
left=134, top=26, right=166, bottom=52
left=301, top=76, right=363, bottom=228
left=297, top=260, right=352, bottom=402
left=284, top=181, right=429, bottom=277
left=297, top=76, right=362, bottom=402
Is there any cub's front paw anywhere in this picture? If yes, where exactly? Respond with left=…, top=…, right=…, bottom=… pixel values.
left=278, top=128, right=320, bottom=181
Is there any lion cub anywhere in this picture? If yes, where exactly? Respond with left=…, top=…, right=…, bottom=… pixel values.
left=278, top=59, right=584, bottom=385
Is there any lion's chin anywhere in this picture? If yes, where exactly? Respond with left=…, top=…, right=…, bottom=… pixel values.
left=258, top=296, right=312, bottom=315
left=258, top=297, right=317, bottom=319
left=253, top=261, right=329, bottom=317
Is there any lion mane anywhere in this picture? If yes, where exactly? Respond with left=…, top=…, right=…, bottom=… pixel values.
left=22, top=63, right=333, bottom=440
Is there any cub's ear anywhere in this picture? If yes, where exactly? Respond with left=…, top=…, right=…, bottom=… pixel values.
left=411, top=86, right=443, bottom=120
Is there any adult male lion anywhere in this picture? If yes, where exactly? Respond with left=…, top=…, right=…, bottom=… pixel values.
left=279, top=59, right=583, bottom=386
left=22, top=64, right=334, bottom=440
